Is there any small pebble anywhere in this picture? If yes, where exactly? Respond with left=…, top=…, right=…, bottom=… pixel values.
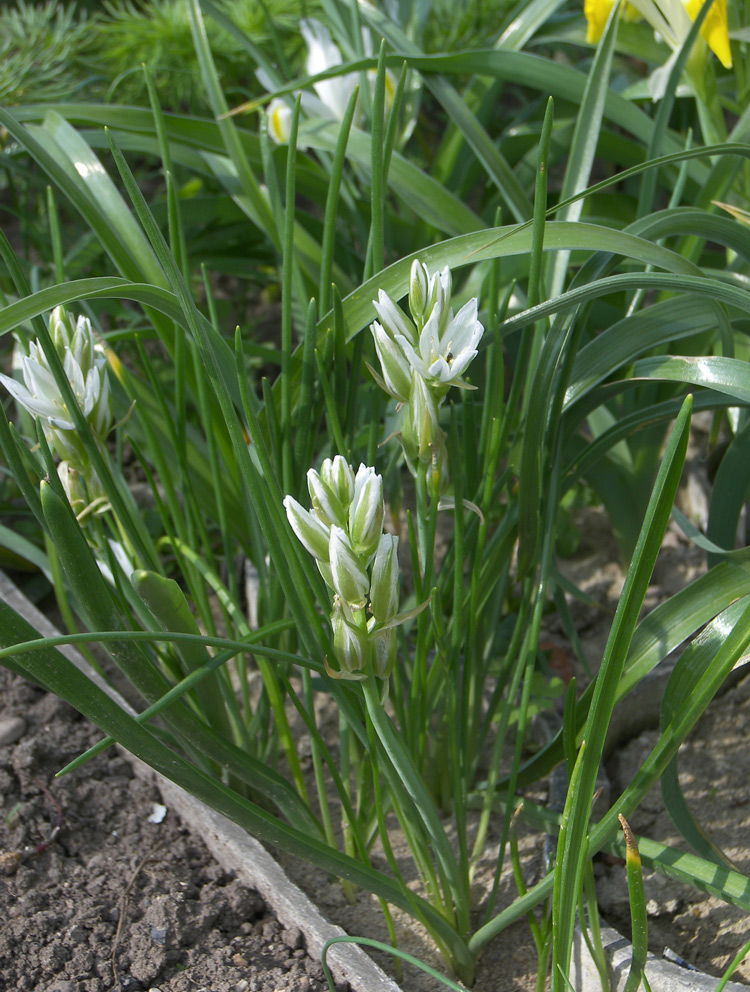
left=0, top=716, right=26, bottom=746
left=282, top=926, right=303, bottom=951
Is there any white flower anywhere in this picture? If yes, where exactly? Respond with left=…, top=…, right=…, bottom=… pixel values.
left=370, top=264, right=484, bottom=400
left=283, top=494, right=331, bottom=561
left=301, top=19, right=358, bottom=123
left=329, top=525, right=369, bottom=608
left=395, top=297, right=484, bottom=390
left=369, top=533, right=399, bottom=623
left=283, top=459, right=406, bottom=684
left=348, top=464, right=384, bottom=559
left=0, top=308, right=113, bottom=445
left=267, top=98, right=293, bottom=145
left=260, top=18, right=397, bottom=143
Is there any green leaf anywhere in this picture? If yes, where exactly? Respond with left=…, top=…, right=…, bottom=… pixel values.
left=707, top=420, right=750, bottom=568
left=548, top=0, right=619, bottom=296
left=0, top=597, right=469, bottom=963
left=552, top=395, right=692, bottom=987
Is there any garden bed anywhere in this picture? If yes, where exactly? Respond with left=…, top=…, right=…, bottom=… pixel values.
left=0, top=660, right=358, bottom=992
left=4, top=490, right=750, bottom=992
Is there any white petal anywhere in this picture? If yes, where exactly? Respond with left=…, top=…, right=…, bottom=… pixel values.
left=23, top=356, right=60, bottom=400
left=302, top=19, right=342, bottom=74
left=307, top=468, right=344, bottom=527
left=0, top=373, right=61, bottom=422
left=283, top=494, right=331, bottom=561
left=373, top=291, right=417, bottom=344
left=426, top=356, right=452, bottom=381
left=418, top=306, right=443, bottom=365
left=301, top=18, right=354, bottom=121
left=267, top=98, right=292, bottom=144
left=64, top=351, right=87, bottom=405
left=449, top=298, right=483, bottom=351
left=371, top=322, right=411, bottom=401
left=394, top=333, right=426, bottom=378
left=328, top=526, right=369, bottom=607
left=83, top=366, right=101, bottom=418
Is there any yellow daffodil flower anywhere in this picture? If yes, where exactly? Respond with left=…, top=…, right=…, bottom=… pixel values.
left=584, top=0, right=640, bottom=44
left=584, top=0, right=732, bottom=69
left=685, top=0, right=732, bottom=68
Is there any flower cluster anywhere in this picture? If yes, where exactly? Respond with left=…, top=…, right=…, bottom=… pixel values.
left=369, top=260, right=484, bottom=480
left=584, top=0, right=731, bottom=100
left=283, top=457, right=402, bottom=681
left=0, top=306, right=113, bottom=512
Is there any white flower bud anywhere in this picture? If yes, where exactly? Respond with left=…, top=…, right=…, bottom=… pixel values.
left=320, top=455, right=355, bottom=509
left=369, top=533, right=399, bottom=622
left=329, top=525, right=369, bottom=608
left=327, top=455, right=355, bottom=501
left=331, top=598, right=368, bottom=674
left=370, top=321, right=411, bottom=403
left=267, top=98, right=292, bottom=144
left=348, top=465, right=384, bottom=559
left=428, top=266, right=452, bottom=324
left=283, top=494, right=331, bottom=561
left=307, top=467, right=346, bottom=528
left=409, top=260, right=430, bottom=326
left=371, top=627, right=396, bottom=678
left=402, top=372, right=441, bottom=463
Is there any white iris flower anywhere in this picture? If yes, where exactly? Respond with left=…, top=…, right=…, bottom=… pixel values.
left=264, top=18, right=396, bottom=144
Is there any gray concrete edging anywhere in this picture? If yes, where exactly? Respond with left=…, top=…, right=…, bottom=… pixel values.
left=571, top=919, right=747, bottom=991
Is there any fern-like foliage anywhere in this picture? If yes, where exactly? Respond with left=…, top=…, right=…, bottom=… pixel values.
left=0, top=0, right=98, bottom=105
left=95, top=0, right=310, bottom=110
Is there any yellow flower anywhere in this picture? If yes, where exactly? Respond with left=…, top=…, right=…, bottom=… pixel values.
left=585, top=0, right=732, bottom=68
left=685, top=0, right=732, bottom=68
left=584, top=0, right=640, bottom=43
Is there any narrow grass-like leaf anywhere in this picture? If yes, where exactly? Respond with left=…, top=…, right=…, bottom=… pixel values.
left=318, top=88, right=359, bottom=315
left=552, top=395, right=692, bottom=988
left=186, top=0, right=279, bottom=247
left=548, top=0, right=618, bottom=297
left=707, top=420, right=750, bottom=567
left=619, top=815, right=648, bottom=992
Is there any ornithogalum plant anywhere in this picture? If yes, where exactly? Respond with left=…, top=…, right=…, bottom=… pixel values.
left=2, top=2, right=750, bottom=989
